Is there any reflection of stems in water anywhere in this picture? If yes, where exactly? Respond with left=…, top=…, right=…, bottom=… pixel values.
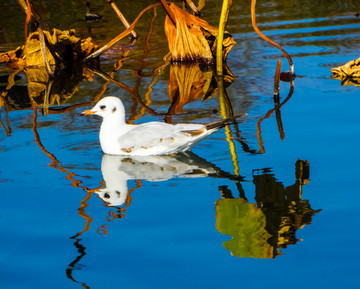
left=87, top=66, right=160, bottom=117
left=256, top=80, right=295, bottom=153
left=129, top=7, right=157, bottom=122
left=275, top=104, right=285, bottom=140
left=66, top=238, right=90, bottom=289
left=0, top=99, right=11, bottom=137
left=87, top=66, right=134, bottom=93
left=219, top=185, right=234, bottom=198
left=97, top=224, right=109, bottom=235
left=41, top=78, right=54, bottom=115
left=72, top=191, right=94, bottom=238
left=31, top=99, right=61, bottom=164
left=274, top=59, right=281, bottom=99
left=31, top=99, right=91, bottom=189
left=31, top=99, right=95, bottom=286
left=41, top=100, right=99, bottom=115
left=139, top=74, right=159, bottom=118
left=143, top=60, right=171, bottom=120
left=216, top=0, right=232, bottom=76
left=0, top=112, right=10, bottom=136
left=217, top=76, right=248, bottom=196
left=114, top=37, right=137, bottom=71
left=274, top=60, right=284, bottom=140
left=38, top=27, right=55, bottom=77
left=0, top=106, right=11, bottom=136
left=251, top=0, right=294, bottom=75
left=0, top=70, right=21, bottom=135
left=84, top=2, right=161, bottom=61
left=217, top=76, right=239, bottom=176
left=31, top=98, right=105, bottom=287
left=2, top=70, right=20, bottom=93
left=142, top=7, right=157, bottom=73
left=40, top=67, right=107, bottom=115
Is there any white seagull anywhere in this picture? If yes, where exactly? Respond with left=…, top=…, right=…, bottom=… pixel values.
left=80, top=96, right=242, bottom=156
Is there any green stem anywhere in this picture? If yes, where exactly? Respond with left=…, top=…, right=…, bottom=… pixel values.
left=216, top=0, right=230, bottom=76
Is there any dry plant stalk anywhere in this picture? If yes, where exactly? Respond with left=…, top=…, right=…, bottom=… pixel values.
left=184, top=0, right=200, bottom=16
left=274, top=59, right=281, bottom=98
left=251, top=0, right=295, bottom=78
left=107, top=0, right=137, bottom=39
left=84, top=2, right=161, bottom=61
left=216, top=0, right=232, bottom=76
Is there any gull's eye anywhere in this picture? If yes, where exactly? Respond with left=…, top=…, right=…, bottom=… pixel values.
left=100, top=105, right=106, bottom=110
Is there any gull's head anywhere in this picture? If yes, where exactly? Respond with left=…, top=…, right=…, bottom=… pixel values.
left=80, top=96, right=125, bottom=121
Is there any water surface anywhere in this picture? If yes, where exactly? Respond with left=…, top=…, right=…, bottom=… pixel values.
left=1, top=1, right=360, bottom=288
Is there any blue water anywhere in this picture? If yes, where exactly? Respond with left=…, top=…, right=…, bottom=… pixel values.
left=1, top=1, right=360, bottom=288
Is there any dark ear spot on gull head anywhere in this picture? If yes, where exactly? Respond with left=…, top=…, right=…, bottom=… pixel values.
left=112, top=107, right=117, bottom=113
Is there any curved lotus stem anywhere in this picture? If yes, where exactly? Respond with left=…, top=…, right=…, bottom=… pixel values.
left=251, top=0, right=294, bottom=75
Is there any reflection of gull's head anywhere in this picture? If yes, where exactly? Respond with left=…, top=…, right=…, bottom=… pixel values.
left=95, top=152, right=218, bottom=206
left=97, top=187, right=128, bottom=207
left=96, top=155, right=130, bottom=206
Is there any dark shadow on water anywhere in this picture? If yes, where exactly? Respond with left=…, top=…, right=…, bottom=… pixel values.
left=215, top=159, right=321, bottom=259
left=66, top=238, right=90, bottom=289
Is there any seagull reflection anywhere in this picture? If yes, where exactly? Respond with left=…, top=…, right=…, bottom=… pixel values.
left=96, top=151, right=222, bottom=207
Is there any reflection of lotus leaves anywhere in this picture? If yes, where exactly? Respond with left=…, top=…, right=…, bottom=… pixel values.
left=23, top=29, right=97, bottom=106
left=331, top=57, right=360, bottom=87
left=24, top=29, right=83, bottom=69
left=331, top=74, right=360, bottom=87
left=168, top=64, right=212, bottom=113
left=215, top=198, right=274, bottom=258
left=26, top=66, right=80, bottom=107
left=97, top=153, right=218, bottom=206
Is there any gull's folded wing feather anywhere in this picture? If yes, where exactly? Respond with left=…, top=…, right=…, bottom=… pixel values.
left=118, top=122, right=200, bottom=149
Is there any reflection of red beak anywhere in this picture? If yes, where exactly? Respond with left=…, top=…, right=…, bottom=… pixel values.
left=79, top=109, right=96, bottom=116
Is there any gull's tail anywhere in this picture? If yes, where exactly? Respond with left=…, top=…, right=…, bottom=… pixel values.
left=204, top=114, right=246, bottom=131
